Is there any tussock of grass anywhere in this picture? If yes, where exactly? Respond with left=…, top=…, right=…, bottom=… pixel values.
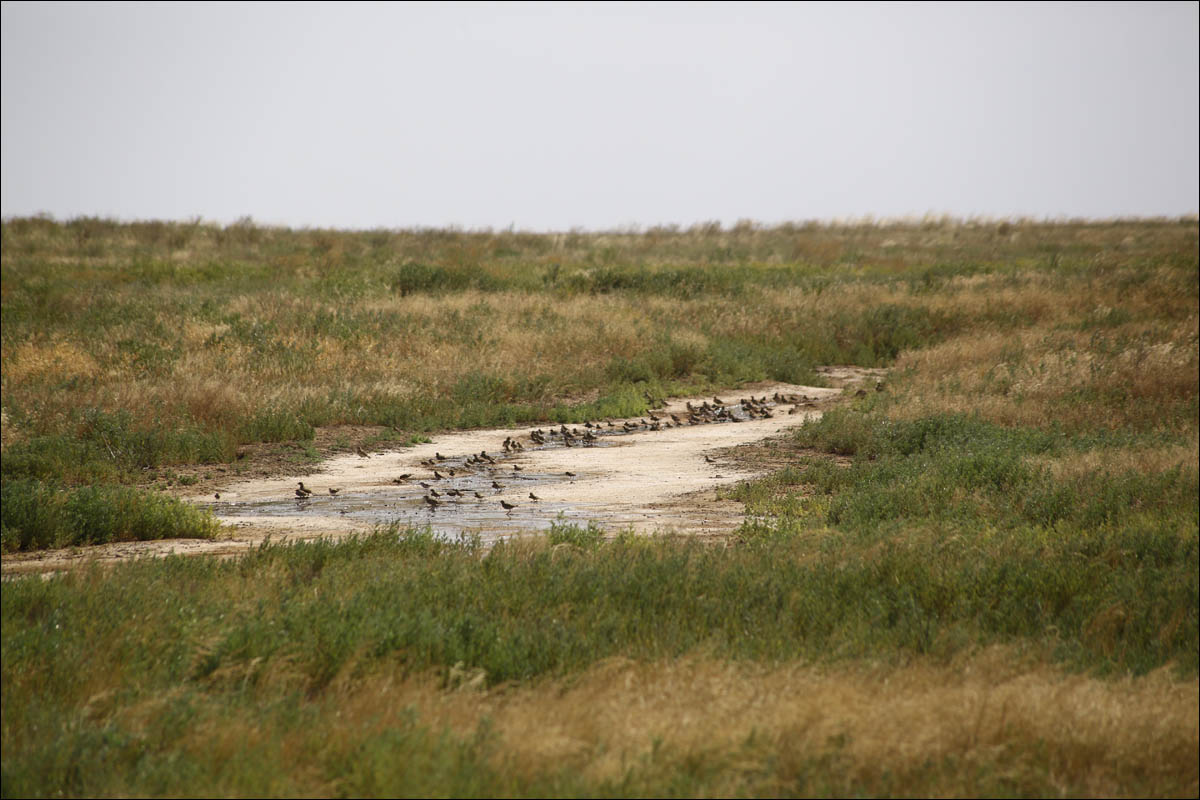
left=1, top=479, right=220, bottom=552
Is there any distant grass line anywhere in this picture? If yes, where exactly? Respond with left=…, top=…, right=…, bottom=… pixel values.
left=2, top=216, right=1196, bottom=551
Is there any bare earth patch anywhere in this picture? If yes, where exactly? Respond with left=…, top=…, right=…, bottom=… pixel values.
left=1, top=372, right=882, bottom=575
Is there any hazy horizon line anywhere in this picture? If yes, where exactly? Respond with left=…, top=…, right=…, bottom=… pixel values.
left=5, top=210, right=1198, bottom=235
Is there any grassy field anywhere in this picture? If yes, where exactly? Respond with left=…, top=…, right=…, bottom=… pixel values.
left=2, top=216, right=1197, bottom=796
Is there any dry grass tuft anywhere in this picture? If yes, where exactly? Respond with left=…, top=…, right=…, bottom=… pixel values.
left=285, top=650, right=1199, bottom=796
left=3, top=337, right=102, bottom=384
left=1030, top=438, right=1200, bottom=482
left=892, top=321, right=1199, bottom=431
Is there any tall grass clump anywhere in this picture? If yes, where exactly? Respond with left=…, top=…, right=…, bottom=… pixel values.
left=1, top=479, right=220, bottom=552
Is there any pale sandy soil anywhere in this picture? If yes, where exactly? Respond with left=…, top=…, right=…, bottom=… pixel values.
left=1, top=368, right=884, bottom=576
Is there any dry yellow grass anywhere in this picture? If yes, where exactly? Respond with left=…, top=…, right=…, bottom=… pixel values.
left=891, top=319, right=1199, bottom=431
left=3, top=337, right=102, bottom=384
left=4, top=218, right=1196, bottom=450
left=1028, top=438, right=1200, bottom=482
left=179, top=650, right=1196, bottom=796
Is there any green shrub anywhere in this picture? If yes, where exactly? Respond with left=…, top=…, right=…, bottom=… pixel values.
left=1, top=479, right=220, bottom=551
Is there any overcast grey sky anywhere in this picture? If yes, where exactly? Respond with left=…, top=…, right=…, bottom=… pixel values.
left=2, top=1, right=1197, bottom=230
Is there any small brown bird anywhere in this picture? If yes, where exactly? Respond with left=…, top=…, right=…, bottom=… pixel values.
left=512, top=464, right=523, bottom=472
left=855, top=388, right=867, bottom=398
left=492, top=481, right=504, bottom=490
left=435, top=452, right=446, bottom=461
left=704, top=455, right=715, bottom=463
left=424, top=495, right=440, bottom=509
left=214, top=493, right=221, bottom=500
left=474, top=491, right=484, bottom=499
left=500, top=500, right=517, bottom=511
left=420, top=481, right=432, bottom=489
left=433, top=470, right=444, bottom=480
left=356, top=446, right=370, bottom=458
left=429, top=488, right=441, bottom=497
left=529, top=492, right=540, bottom=501
left=328, top=487, right=340, bottom=496
left=565, top=471, right=576, bottom=477
left=297, top=482, right=313, bottom=496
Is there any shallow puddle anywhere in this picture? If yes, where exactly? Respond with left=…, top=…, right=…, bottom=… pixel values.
left=209, top=469, right=630, bottom=540
left=205, top=402, right=790, bottom=541
left=4, top=381, right=864, bottom=577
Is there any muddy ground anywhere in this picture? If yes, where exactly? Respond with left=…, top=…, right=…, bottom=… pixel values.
left=1, top=367, right=884, bottom=576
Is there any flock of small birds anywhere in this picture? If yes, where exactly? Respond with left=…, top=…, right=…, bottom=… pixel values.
left=274, top=390, right=840, bottom=515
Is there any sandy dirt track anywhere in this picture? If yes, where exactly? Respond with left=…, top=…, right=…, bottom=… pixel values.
left=2, top=369, right=883, bottom=576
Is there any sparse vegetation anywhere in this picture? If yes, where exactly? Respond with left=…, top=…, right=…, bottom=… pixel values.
left=2, top=216, right=1197, bottom=796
